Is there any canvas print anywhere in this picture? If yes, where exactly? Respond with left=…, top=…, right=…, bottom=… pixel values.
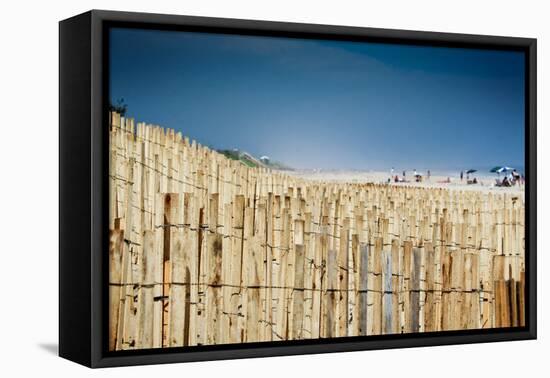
left=108, top=28, right=526, bottom=351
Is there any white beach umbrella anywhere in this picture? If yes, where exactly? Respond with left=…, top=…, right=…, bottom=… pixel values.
left=497, top=166, right=514, bottom=173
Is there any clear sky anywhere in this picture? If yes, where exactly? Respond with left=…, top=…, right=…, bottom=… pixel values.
left=109, top=28, right=525, bottom=171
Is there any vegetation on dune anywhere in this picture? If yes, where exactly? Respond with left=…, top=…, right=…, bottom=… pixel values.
left=218, top=149, right=258, bottom=166
left=218, top=149, right=241, bottom=161
left=217, top=149, right=292, bottom=170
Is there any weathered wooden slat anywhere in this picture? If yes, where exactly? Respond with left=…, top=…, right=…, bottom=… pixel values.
left=518, top=271, right=526, bottom=327
left=109, top=228, right=124, bottom=351
left=423, top=242, right=435, bottom=332
left=382, top=248, right=392, bottom=334
left=368, top=237, right=382, bottom=335
left=138, top=230, right=155, bottom=349
left=229, top=195, right=245, bottom=343
left=205, top=194, right=222, bottom=344
left=323, top=249, right=338, bottom=338
left=402, top=240, right=412, bottom=333
left=163, top=193, right=183, bottom=347
left=337, top=218, right=349, bottom=337
left=495, top=280, right=511, bottom=327
left=410, top=247, right=421, bottom=333
left=291, top=244, right=305, bottom=339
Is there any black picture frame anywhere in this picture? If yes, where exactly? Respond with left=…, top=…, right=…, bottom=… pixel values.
left=59, top=9, right=537, bottom=368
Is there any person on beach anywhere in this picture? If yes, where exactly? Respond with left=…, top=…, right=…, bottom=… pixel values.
left=507, top=172, right=514, bottom=185
left=512, top=169, right=520, bottom=185
left=460, top=171, right=464, bottom=181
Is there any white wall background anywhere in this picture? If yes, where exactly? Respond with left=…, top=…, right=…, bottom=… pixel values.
left=0, top=0, right=546, bottom=375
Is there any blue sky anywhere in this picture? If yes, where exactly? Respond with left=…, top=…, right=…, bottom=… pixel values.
left=110, top=28, right=525, bottom=171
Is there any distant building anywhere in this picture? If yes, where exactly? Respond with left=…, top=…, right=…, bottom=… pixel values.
left=260, top=155, right=270, bottom=164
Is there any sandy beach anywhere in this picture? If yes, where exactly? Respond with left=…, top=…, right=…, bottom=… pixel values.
left=285, top=169, right=525, bottom=194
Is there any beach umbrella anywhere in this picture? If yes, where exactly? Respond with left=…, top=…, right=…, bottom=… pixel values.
left=496, top=166, right=514, bottom=173
left=490, top=166, right=513, bottom=174
left=466, top=169, right=477, bottom=174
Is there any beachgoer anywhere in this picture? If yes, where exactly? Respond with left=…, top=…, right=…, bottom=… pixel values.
left=512, top=170, right=520, bottom=185
left=460, top=171, right=464, bottom=181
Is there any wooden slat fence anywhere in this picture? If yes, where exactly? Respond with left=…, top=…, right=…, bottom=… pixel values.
left=108, top=113, right=526, bottom=351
